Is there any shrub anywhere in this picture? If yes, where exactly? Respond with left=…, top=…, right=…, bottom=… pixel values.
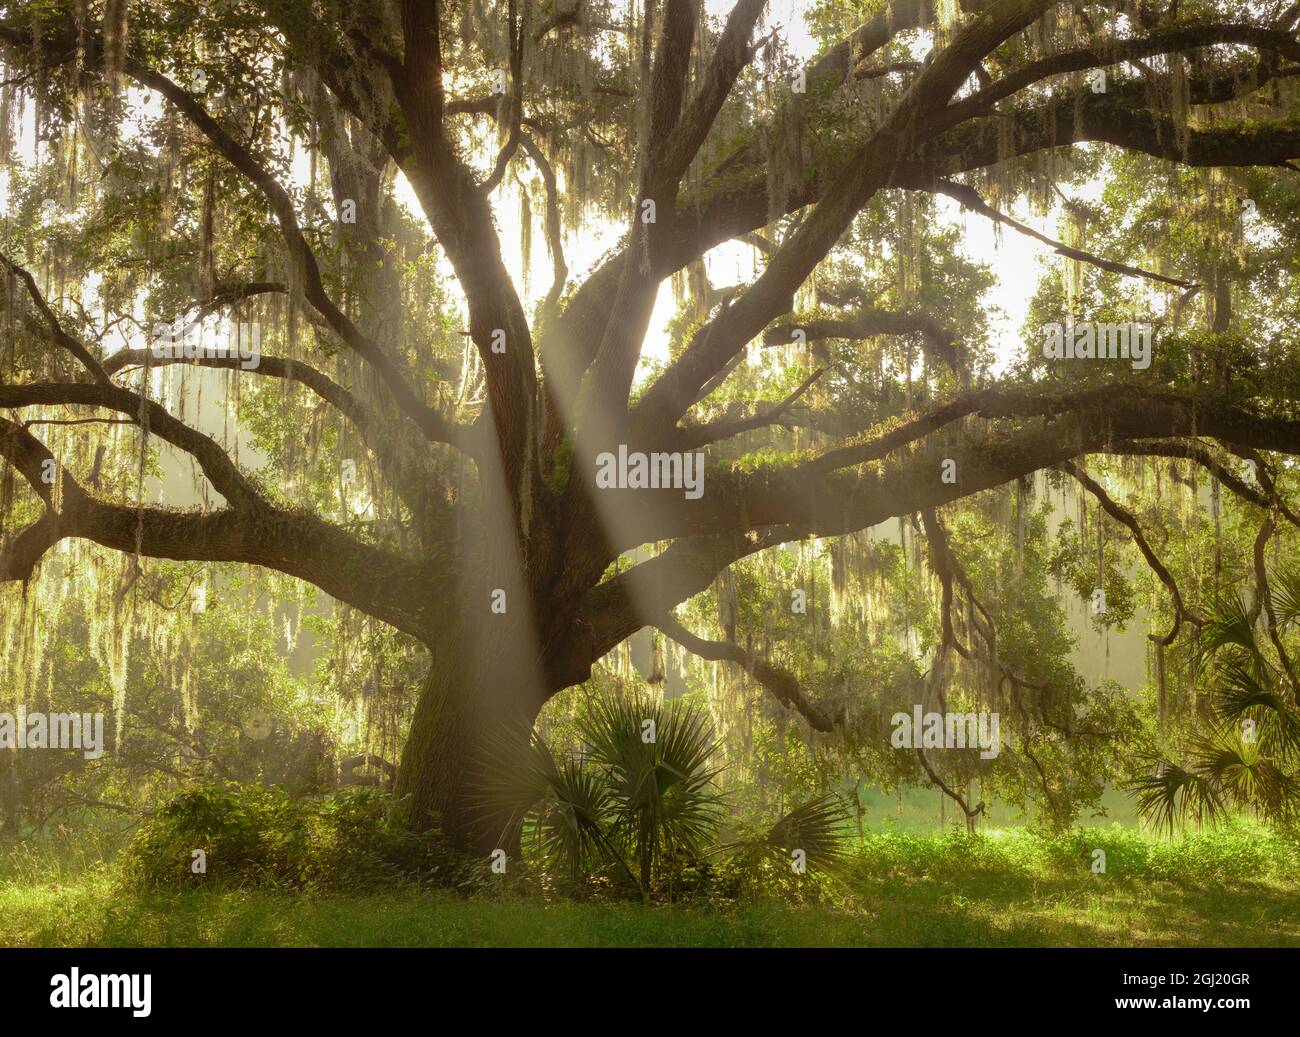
left=120, top=783, right=480, bottom=893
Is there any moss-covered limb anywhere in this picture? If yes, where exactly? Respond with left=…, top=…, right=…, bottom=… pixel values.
left=920, top=506, right=1051, bottom=703
left=1103, top=440, right=1300, bottom=536
left=0, top=511, right=60, bottom=583
left=929, top=179, right=1195, bottom=289
left=0, top=383, right=263, bottom=510
left=666, top=367, right=825, bottom=451
left=919, top=507, right=971, bottom=660
left=763, top=309, right=961, bottom=370
left=517, top=133, right=568, bottom=316
left=0, top=417, right=444, bottom=639
left=9, top=252, right=451, bottom=534
left=573, top=0, right=752, bottom=433
left=0, top=18, right=468, bottom=455
left=379, top=7, right=547, bottom=536
left=267, top=0, right=551, bottom=465
left=632, top=0, right=1057, bottom=432
left=1217, top=443, right=1300, bottom=530
left=653, top=0, right=769, bottom=189
left=1060, top=459, right=1196, bottom=647
left=921, top=90, right=1300, bottom=179
left=553, top=48, right=1300, bottom=397
left=577, top=527, right=806, bottom=664
left=128, top=62, right=474, bottom=450
left=571, top=390, right=1300, bottom=676
left=0, top=251, right=112, bottom=384
left=547, top=386, right=1300, bottom=562
left=656, top=612, right=838, bottom=732
left=941, top=22, right=1300, bottom=126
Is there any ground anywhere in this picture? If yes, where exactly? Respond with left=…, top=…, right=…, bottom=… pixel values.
left=2, top=823, right=1296, bottom=948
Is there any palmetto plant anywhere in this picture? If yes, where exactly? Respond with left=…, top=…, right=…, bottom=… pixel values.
left=476, top=724, right=614, bottom=885
left=1128, top=569, right=1300, bottom=832
left=719, top=794, right=852, bottom=881
left=477, top=693, right=724, bottom=893
left=582, top=694, right=725, bottom=892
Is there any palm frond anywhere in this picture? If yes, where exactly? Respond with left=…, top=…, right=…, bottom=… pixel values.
left=529, top=757, right=612, bottom=883
left=580, top=694, right=724, bottom=888
left=763, top=794, right=852, bottom=873
left=1190, top=731, right=1299, bottom=819
left=474, top=720, right=561, bottom=849
left=1125, top=750, right=1226, bottom=835
left=1195, top=593, right=1263, bottom=672
left=1268, top=563, right=1300, bottom=628
left=1211, top=661, right=1300, bottom=764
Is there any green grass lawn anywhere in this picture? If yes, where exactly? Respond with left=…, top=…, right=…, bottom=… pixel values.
left=3, top=823, right=1298, bottom=947
left=3, top=873, right=1298, bottom=947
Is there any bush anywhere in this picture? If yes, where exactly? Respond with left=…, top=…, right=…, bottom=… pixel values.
left=120, top=783, right=481, bottom=893
left=838, top=821, right=1298, bottom=891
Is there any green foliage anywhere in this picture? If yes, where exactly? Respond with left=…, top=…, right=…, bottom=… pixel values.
left=120, top=783, right=479, bottom=893
left=4, top=0, right=1300, bottom=926
left=717, top=794, right=852, bottom=900
left=582, top=694, right=725, bottom=891
left=484, top=691, right=859, bottom=900
left=12, top=823, right=1300, bottom=948
left=477, top=723, right=612, bottom=887
left=1128, top=577, right=1300, bottom=831
left=845, top=821, right=1300, bottom=890
left=481, top=692, right=725, bottom=895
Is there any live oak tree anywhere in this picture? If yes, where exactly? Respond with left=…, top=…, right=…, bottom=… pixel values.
left=2, top=0, right=1300, bottom=848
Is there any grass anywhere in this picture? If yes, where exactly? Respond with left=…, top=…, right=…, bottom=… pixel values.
left=2, top=821, right=1298, bottom=947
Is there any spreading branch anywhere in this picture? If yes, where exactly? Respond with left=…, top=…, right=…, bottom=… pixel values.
left=656, top=614, right=837, bottom=732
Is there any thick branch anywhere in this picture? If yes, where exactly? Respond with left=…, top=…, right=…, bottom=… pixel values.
left=632, top=0, right=1054, bottom=433
left=655, top=0, right=768, bottom=186
left=667, top=367, right=825, bottom=450
left=0, top=251, right=111, bottom=383
left=125, top=63, right=462, bottom=449
left=763, top=309, right=961, bottom=370
left=942, top=23, right=1300, bottom=126
left=0, top=418, right=443, bottom=638
left=0, top=382, right=262, bottom=509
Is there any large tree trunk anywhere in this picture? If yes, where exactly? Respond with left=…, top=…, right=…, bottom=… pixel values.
left=394, top=612, right=551, bottom=853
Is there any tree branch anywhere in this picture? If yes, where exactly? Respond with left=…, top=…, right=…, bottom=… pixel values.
left=763, top=309, right=961, bottom=370
left=0, top=418, right=444, bottom=638
left=0, top=251, right=111, bottom=383
left=1060, top=459, right=1198, bottom=645
left=656, top=613, right=837, bottom=731
left=930, top=179, right=1195, bottom=289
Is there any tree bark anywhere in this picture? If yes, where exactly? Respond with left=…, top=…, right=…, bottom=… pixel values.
left=395, top=615, right=550, bottom=853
